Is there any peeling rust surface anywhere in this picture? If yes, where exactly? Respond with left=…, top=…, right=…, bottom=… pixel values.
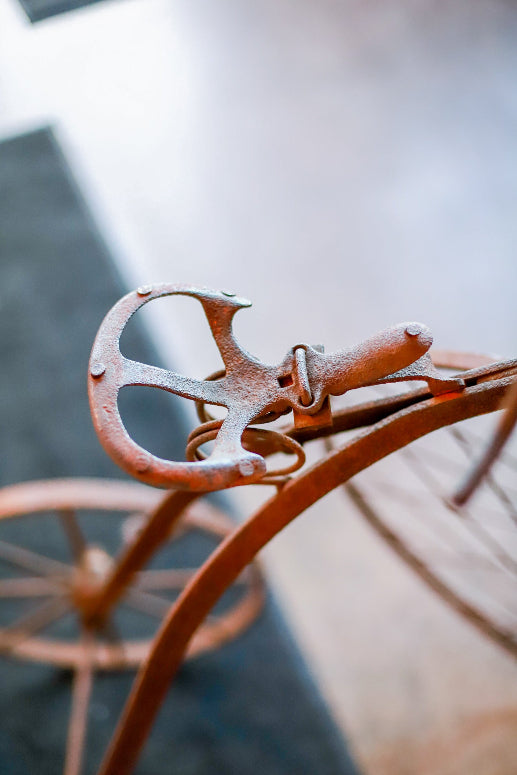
left=88, top=283, right=464, bottom=491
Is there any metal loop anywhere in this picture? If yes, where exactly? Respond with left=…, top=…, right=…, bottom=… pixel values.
left=186, top=421, right=306, bottom=478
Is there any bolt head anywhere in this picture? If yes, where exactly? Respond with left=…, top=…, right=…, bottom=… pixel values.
left=137, top=285, right=153, bottom=296
left=135, top=453, right=151, bottom=473
left=90, top=362, right=106, bottom=378
left=239, top=459, right=255, bottom=477
left=405, top=323, right=423, bottom=337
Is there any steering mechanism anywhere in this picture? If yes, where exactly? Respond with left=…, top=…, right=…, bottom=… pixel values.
left=88, top=283, right=464, bottom=491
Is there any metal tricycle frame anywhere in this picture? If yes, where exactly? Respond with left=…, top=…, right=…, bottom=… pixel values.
left=0, top=282, right=515, bottom=775
left=85, top=284, right=517, bottom=775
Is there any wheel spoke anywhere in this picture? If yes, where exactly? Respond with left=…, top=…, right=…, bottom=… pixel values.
left=124, top=589, right=173, bottom=619
left=135, top=568, right=197, bottom=590
left=401, top=447, right=517, bottom=576
left=345, top=480, right=517, bottom=658
left=0, top=576, right=62, bottom=597
left=414, top=550, right=502, bottom=571
left=136, top=567, right=250, bottom=591
left=0, top=539, right=73, bottom=578
left=101, top=620, right=128, bottom=667
left=58, top=509, right=88, bottom=563
left=0, top=595, right=70, bottom=650
left=451, top=428, right=517, bottom=528
left=64, top=630, right=95, bottom=775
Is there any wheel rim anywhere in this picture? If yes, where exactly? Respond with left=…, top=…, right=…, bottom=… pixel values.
left=0, top=478, right=264, bottom=670
left=345, top=356, right=517, bottom=660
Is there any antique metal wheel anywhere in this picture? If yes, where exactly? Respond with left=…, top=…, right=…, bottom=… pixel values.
left=342, top=352, right=517, bottom=660
left=0, top=478, right=264, bottom=775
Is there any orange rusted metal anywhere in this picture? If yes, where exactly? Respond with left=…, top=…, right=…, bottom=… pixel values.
left=2, top=283, right=516, bottom=775
left=0, top=476, right=265, bottom=775
left=97, top=370, right=515, bottom=775
left=0, top=478, right=264, bottom=669
left=88, top=283, right=463, bottom=491
left=82, top=284, right=516, bottom=775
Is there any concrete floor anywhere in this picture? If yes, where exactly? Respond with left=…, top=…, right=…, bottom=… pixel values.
left=1, top=0, right=517, bottom=772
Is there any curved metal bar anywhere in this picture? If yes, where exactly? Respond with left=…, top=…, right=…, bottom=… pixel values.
left=186, top=421, right=306, bottom=477
left=89, top=284, right=266, bottom=491
left=82, top=490, right=200, bottom=625
left=0, top=478, right=162, bottom=517
left=97, top=374, right=512, bottom=775
left=345, top=481, right=517, bottom=659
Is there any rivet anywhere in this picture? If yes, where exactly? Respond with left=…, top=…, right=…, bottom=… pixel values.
left=239, top=459, right=255, bottom=477
left=90, top=362, right=106, bottom=378
left=137, top=285, right=153, bottom=296
left=221, top=290, right=236, bottom=297
left=405, top=323, right=422, bottom=337
left=135, top=453, right=151, bottom=473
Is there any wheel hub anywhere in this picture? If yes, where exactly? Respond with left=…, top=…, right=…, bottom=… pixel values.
left=71, top=546, right=114, bottom=623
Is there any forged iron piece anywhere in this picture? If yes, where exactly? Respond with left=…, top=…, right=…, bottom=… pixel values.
left=89, top=283, right=464, bottom=491
left=186, top=420, right=306, bottom=479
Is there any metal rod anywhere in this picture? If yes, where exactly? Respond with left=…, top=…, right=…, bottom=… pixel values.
left=124, top=589, right=173, bottom=619
left=0, top=577, right=62, bottom=597
left=83, top=490, right=199, bottom=625
left=135, top=566, right=250, bottom=590
left=58, top=509, right=87, bottom=563
left=64, top=630, right=95, bottom=775
left=134, top=568, right=197, bottom=590
left=453, top=379, right=517, bottom=505
left=0, top=539, right=72, bottom=578
left=402, top=446, right=517, bottom=576
left=344, top=481, right=517, bottom=656
left=0, top=595, right=70, bottom=650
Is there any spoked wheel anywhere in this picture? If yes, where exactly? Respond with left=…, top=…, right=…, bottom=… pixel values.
left=0, top=478, right=264, bottom=775
left=341, top=353, right=517, bottom=660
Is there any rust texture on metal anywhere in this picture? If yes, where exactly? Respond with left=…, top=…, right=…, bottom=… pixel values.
left=85, top=285, right=516, bottom=775
left=88, top=283, right=464, bottom=491
left=0, top=478, right=264, bottom=669
left=3, top=282, right=517, bottom=775
left=0, top=477, right=265, bottom=775
left=453, top=377, right=517, bottom=506
left=97, top=369, right=515, bottom=775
